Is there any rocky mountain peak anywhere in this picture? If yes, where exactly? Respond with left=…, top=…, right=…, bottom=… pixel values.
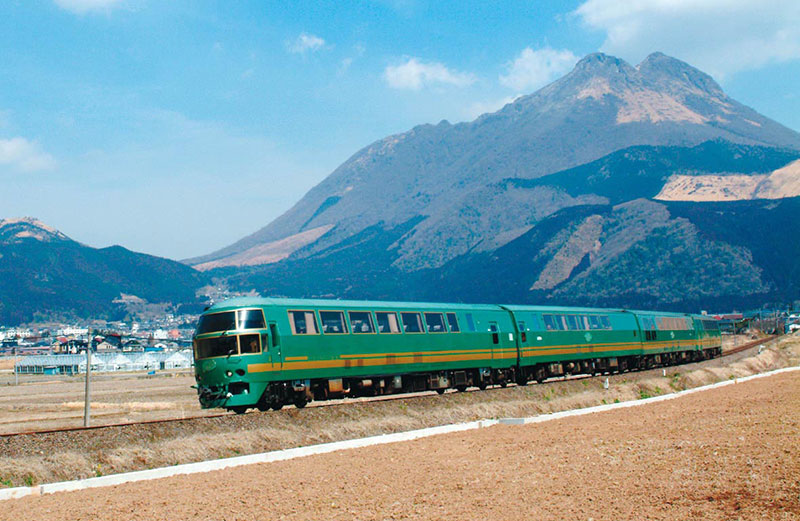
left=638, top=52, right=725, bottom=98
left=574, top=52, right=636, bottom=76
left=0, top=217, right=70, bottom=244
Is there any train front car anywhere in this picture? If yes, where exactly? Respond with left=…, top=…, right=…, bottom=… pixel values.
left=192, top=298, right=269, bottom=414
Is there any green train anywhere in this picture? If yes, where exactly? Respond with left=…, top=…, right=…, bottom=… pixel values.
left=192, top=297, right=722, bottom=413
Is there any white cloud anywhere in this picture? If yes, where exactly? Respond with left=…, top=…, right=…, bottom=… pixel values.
left=499, top=47, right=579, bottom=92
left=383, top=58, right=476, bottom=90
left=575, top=0, right=800, bottom=79
left=288, top=33, right=327, bottom=54
left=54, top=0, right=123, bottom=14
left=0, top=137, right=57, bottom=172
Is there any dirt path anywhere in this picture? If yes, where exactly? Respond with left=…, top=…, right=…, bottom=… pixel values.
left=8, top=364, right=799, bottom=520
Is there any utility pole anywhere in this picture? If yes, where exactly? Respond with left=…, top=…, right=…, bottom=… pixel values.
left=83, top=327, right=92, bottom=427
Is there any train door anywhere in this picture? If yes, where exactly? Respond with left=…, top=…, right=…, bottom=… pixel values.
left=488, top=321, right=501, bottom=362
left=267, top=321, right=282, bottom=370
left=489, top=319, right=516, bottom=363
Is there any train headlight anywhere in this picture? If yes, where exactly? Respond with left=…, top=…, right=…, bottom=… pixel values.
left=225, top=370, right=233, bottom=377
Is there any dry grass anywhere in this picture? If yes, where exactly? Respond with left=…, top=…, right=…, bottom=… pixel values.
left=0, top=371, right=210, bottom=433
left=0, top=358, right=20, bottom=371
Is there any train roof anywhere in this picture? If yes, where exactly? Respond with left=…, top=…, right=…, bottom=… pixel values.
left=205, top=297, right=704, bottom=318
left=205, top=297, right=502, bottom=312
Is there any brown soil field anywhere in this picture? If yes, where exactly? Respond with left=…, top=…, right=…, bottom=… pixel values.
left=7, top=355, right=800, bottom=520
left=0, top=370, right=216, bottom=434
left=0, top=333, right=796, bottom=490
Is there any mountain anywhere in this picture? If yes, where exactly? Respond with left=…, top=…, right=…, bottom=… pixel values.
left=190, top=52, right=800, bottom=310
left=0, top=218, right=207, bottom=325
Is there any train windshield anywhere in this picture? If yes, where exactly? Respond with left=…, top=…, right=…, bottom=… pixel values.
left=194, top=335, right=238, bottom=359
left=196, top=312, right=236, bottom=335
left=237, top=309, right=266, bottom=330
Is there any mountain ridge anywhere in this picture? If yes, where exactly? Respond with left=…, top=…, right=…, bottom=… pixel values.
left=0, top=217, right=207, bottom=325
left=189, top=52, right=799, bottom=272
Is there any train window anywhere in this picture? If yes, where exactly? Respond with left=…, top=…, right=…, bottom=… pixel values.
left=376, top=312, right=401, bottom=333
left=465, top=313, right=476, bottom=332
left=446, top=313, right=460, bottom=332
left=375, top=311, right=400, bottom=333
left=518, top=321, right=527, bottom=331
left=589, top=316, right=602, bottom=330
left=237, top=309, right=266, bottom=330
left=401, top=312, right=424, bottom=333
left=288, top=310, right=319, bottom=335
left=196, top=311, right=236, bottom=335
left=703, top=319, right=720, bottom=331
left=320, top=311, right=347, bottom=334
left=425, top=313, right=446, bottom=333
left=194, top=335, right=238, bottom=359
left=565, top=315, right=581, bottom=330
left=348, top=311, right=375, bottom=334
left=238, top=333, right=261, bottom=354
left=543, top=314, right=561, bottom=331
left=600, top=316, right=611, bottom=330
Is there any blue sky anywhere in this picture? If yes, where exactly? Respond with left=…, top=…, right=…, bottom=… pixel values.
left=1, top=0, right=799, bottom=259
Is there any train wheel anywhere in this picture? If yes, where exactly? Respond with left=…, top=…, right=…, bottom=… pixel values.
left=231, top=406, right=248, bottom=415
left=456, top=385, right=468, bottom=392
left=478, top=381, right=487, bottom=390
left=436, top=388, right=445, bottom=395
left=271, top=402, right=284, bottom=411
left=293, top=396, right=308, bottom=409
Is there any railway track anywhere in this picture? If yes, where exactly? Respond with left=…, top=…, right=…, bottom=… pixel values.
left=1, top=336, right=776, bottom=439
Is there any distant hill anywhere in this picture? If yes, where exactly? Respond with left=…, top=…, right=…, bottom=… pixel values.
left=192, top=51, right=800, bottom=311
left=0, top=218, right=207, bottom=325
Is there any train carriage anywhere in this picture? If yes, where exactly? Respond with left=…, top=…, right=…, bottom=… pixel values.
left=192, top=297, right=722, bottom=413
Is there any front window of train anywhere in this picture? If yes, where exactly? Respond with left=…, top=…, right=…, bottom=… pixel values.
left=193, top=308, right=265, bottom=360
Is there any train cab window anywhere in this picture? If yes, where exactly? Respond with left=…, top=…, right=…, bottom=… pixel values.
left=600, top=316, right=611, bottom=330
left=196, top=311, right=236, bottom=335
left=465, top=313, right=476, bottom=332
left=446, top=313, right=460, bottom=332
left=237, top=309, right=266, bottom=330
left=238, top=333, right=261, bottom=354
left=288, top=310, right=319, bottom=335
left=589, top=316, right=602, bottom=330
left=401, top=312, right=424, bottom=333
left=320, top=311, right=348, bottom=334
left=424, top=313, right=446, bottom=333
left=518, top=321, right=527, bottom=331
left=194, top=335, right=238, bottom=359
left=348, top=311, right=375, bottom=334
left=376, top=312, right=401, bottom=333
